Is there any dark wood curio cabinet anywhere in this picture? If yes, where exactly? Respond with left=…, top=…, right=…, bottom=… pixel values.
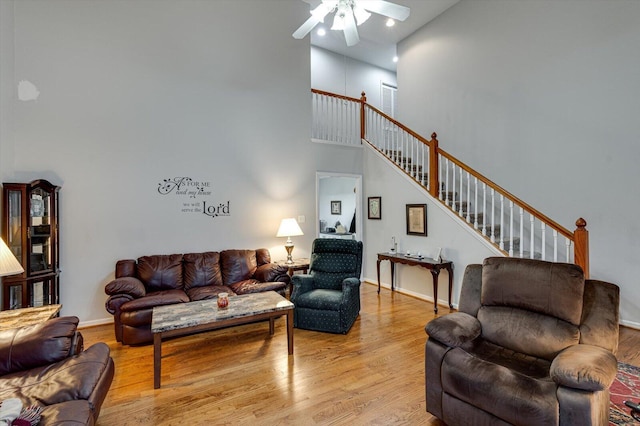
left=1, top=179, right=60, bottom=310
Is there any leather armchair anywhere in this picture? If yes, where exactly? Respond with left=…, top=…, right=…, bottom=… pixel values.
left=0, top=316, right=114, bottom=425
left=425, top=257, right=620, bottom=426
left=290, top=238, right=363, bottom=334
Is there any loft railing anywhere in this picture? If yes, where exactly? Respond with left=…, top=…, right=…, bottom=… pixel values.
left=311, top=89, right=590, bottom=277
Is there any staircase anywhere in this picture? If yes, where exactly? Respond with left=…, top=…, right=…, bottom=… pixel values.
left=311, top=89, right=590, bottom=277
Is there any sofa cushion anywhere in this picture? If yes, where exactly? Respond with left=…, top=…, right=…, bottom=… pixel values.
left=442, top=346, right=558, bottom=425
left=481, top=257, right=585, bottom=326
left=137, top=254, right=184, bottom=292
left=228, top=280, right=286, bottom=295
left=220, top=250, right=257, bottom=284
left=187, top=285, right=236, bottom=301
left=183, top=252, right=223, bottom=290
left=0, top=343, right=112, bottom=409
left=294, top=289, right=342, bottom=311
left=120, top=289, right=189, bottom=312
left=0, top=317, right=78, bottom=376
left=478, top=305, right=579, bottom=360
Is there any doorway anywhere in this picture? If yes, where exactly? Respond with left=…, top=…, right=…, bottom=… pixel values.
left=316, top=172, right=362, bottom=242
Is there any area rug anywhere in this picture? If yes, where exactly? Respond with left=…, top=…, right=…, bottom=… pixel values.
left=610, top=362, right=640, bottom=425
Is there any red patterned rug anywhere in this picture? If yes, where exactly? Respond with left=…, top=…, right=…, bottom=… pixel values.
left=610, top=362, right=640, bottom=425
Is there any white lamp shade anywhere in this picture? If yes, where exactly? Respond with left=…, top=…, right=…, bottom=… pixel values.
left=276, top=218, right=304, bottom=238
left=0, top=238, right=24, bottom=277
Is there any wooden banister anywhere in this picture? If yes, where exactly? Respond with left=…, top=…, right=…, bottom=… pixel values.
left=574, top=218, right=589, bottom=278
left=429, top=133, right=439, bottom=198
left=360, top=91, right=367, bottom=140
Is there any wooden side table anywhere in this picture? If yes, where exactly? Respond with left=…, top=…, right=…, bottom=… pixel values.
left=376, top=253, right=453, bottom=313
left=275, top=258, right=310, bottom=297
left=275, top=258, right=310, bottom=276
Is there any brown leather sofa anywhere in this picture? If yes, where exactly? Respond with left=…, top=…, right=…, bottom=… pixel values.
left=105, top=248, right=290, bottom=345
left=425, top=257, right=620, bottom=426
left=0, top=316, right=114, bottom=425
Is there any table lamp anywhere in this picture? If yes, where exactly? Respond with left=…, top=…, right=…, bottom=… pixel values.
left=276, top=218, right=304, bottom=264
left=0, top=237, right=24, bottom=277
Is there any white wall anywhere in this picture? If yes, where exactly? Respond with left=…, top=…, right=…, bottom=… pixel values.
left=398, top=0, right=640, bottom=327
left=0, top=0, right=363, bottom=324
left=311, top=46, right=397, bottom=110
left=362, top=145, right=500, bottom=307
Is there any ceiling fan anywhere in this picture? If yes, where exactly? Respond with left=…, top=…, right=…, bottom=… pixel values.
left=292, top=0, right=410, bottom=47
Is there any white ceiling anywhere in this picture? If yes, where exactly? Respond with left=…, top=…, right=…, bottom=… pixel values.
left=301, top=0, right=460, bottom=71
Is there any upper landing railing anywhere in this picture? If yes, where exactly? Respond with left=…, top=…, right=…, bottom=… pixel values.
left=311, top=89, right=590, bottom=277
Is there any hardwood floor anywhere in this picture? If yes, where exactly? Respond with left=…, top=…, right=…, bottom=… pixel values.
left=80, top=282, right=640, bottom=426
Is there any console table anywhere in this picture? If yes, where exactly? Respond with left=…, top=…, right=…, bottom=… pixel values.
left=376, top=253, right=453, bottom=313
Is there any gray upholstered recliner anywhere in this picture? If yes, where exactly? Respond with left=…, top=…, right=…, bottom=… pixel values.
left=290, top=238, right=363, bottom=334
left=425, top=257, right=620, bottom=426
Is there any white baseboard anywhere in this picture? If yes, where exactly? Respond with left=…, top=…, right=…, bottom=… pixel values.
left=78, top=317, right=113, bottom=329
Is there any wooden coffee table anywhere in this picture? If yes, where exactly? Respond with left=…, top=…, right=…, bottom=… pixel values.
left=151, top=291, right=294, bottom=389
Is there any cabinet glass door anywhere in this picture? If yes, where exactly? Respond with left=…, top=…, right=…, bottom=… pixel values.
left=29, top=187, right=52, bottom=273
left=7, top=190, right=22, bottom=264
left=30, top=277, right=54, bottom=307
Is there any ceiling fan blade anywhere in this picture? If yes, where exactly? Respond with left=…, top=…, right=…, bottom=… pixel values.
left=359, top=0, right=410, bottom=21
left=292, top=15, right=322, bottom=39
left=292, top=3, right=333, bottom=39
left=343, top=10, right=360, bottom=46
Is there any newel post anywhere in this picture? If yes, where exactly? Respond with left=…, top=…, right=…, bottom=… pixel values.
left=574, top=218, right=589, bottom=278
left=429, top=133, right=439, bottom=198
left=360, top=91, right=367, bottom=141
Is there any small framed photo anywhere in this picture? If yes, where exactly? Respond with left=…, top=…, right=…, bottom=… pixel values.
left=331, top=200, right=342, bottom=215
left=368, top=196, right=381, bottom=220
left=406, top=204, right=427, bottom=236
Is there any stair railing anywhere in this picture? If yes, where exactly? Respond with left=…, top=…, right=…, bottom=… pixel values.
left=310, top=89, right=590, bottom=277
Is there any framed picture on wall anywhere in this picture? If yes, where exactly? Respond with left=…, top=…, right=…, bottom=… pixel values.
left=368, top=196, right=381, bottom=220
left=331, top=200, right=342, bottom=215
left=406, top=204, right=427, bottom=236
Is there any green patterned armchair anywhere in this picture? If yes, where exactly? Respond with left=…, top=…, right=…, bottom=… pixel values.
left=290, top=238, right=363, bottom=334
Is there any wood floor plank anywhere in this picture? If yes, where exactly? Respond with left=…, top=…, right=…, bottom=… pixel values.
left=81, top=282, right=639, bottom=425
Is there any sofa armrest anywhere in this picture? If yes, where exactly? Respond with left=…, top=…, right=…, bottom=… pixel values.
left=105, top=292, right=135, bottom=315
left=0, top=343, right=114, bottom=412
left=290, top=274, right=315, bottom=301
left=550, top=344, right=618, bottom=391
left=253, top=263, right=290, bottom=284
left=0, top=316, right=79, bottom=376
left=105, top=276, right=146, bottom=298
left=341, top=277, right=361, bottom=299
left=425, top=312, right=481, bottom=347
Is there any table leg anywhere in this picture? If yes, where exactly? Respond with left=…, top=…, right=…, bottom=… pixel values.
left=286, top=310, right=294, bottom=355
left=376, top=259, right=382, bottom=294
left=269, top=317, right=275, bottom=335
left=390, top=261, right=395, bottom=291
left=153, top=333, right=162, bottom=389
left=430, top=269, right=441, bottom=313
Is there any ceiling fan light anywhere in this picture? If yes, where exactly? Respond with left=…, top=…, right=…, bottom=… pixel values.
left=331, top=13, right=346, bottom=30
left=311, top=2, right=334, bottom=22
left=353, top=5, right=371, bottom=26
left=386, top=18, right=395, bottom=27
